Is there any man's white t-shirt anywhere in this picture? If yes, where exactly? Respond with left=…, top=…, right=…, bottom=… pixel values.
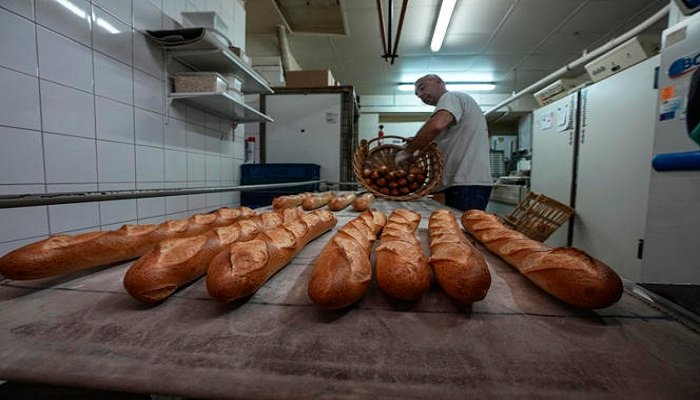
left=432, top=91, right=493, bottom=191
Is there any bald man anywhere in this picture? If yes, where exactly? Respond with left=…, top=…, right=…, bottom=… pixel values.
left=397, top=74, right=493, bottom=211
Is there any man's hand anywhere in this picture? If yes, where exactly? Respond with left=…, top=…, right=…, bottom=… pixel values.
left=394, top=148, right=415, bottom=165
left=395, top=149, right=411, bottom=165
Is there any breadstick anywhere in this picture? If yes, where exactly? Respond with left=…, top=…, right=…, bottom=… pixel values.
left=461, top=210, right=623, bottom=309
left=308, top=210, right=387, bottom=309
left=375, top=209, right=430, bottom=301
left=123, top=208, right=303, bottom=303
left=328, top=193, right=357, bottom=211
left=428, top=209, right=490, bottom=304
left=207, top=210, right=337, bottom=303
left=0, top=207, right=254, bottom=280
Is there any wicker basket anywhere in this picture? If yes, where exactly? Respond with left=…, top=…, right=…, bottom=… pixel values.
left=352, top=135, right=444, bottom=201
left=503, top=192, right=575, bottom=242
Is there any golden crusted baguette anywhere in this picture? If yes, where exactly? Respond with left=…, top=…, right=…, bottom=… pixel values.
left=428, top=209, right=490, bottom=304
left=272, top=192, right=311, bottom=209
left=461, top=210, right=623, bottom=309
left=123, top=208, right=304, bottom=303
left=0, top=207, right=254, bottom=280
left=302, top=192, right=335, bottom=210
left=307, top=210, right=387, bottom=309
left=375, top=209, right=430, bottom=301
left=351, top=193, right=374, bottom=212
left=207, top=210, right=337, bottom=303
left=328, top=193, right=357, bottom=211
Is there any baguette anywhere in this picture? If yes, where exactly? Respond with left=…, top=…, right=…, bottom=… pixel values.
left=307, top=210, right=387, bottom=309
left=123, top=208, right=303, bottom=303
left=328, top=193, right=357, bottom=211
left=375, top=209, right=430, bottom=301
left=207, top=210, right=337, bottom=303
left=272, top=193, right=311, bottom=210
left=0, top=207, right=255, bottom=280
left=428, top=209, right=490, bottom=304
left=302, top=192, right=335, bottom=210
left=461, top=210, right=623, bottom=309
left=351, top=193, right=374, bottom=212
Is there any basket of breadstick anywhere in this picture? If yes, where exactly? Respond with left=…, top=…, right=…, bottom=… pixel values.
left=352, top=135, right=443, bottom=201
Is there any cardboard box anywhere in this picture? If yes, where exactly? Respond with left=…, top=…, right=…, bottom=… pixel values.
left=285, top=70, right=336, bottom=88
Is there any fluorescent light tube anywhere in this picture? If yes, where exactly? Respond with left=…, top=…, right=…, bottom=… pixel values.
left=398, top=83, right=496, bottom=92
left=431, top=0, right=457, bottom=52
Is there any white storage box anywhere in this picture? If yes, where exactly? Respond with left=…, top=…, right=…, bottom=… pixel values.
left=173, top=72, right=228, bottom=93
left=181, top=12, right=228, bottom=32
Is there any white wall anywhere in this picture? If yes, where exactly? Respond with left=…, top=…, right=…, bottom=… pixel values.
left=0, top=0, right=248, bottom=257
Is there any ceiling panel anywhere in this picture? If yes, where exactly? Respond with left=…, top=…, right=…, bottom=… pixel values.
left=246, top=0, right=670, bottom=97
left=447, top=0, right=515, bottom=35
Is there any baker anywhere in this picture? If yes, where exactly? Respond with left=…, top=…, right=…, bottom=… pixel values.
left=396, top=74, right=493, bottom=211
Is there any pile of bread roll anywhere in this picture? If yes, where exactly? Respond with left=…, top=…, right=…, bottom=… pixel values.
left=360, top=165, right=427, bottom=197
left=0, top=202, right=623, bottom=311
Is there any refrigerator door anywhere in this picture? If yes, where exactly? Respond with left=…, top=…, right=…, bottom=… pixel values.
left=642, top=13, right=700, bottom=284
left=530, top=93, right=577, bottom=246
left=572, top=56, right=659, bottom=282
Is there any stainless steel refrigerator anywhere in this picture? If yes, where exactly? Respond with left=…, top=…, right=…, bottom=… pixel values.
left=641, top=11, right=700, bottom=285
left=531, top=56, right=659, bottom=282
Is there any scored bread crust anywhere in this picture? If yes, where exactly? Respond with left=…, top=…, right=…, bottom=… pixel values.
left=307, top=210, right=387, bottom=310
left=302, top=192, right=335, bottom=210
left=351, top=193, right=375, bottom=212
left=207, top=210, right=337, bottom=303
left=0, top=206, right=255, bottom=280
left=428, top=209, right=491, bottom=304
left=272, top=193, right=312, bottom=209
left=328, top=193, right=358, bottom=211
left=461, top=209, right=623, bottom=309
left=375, top=209, right=430, bottom=301
left=123, top=208, right=304, bottom=303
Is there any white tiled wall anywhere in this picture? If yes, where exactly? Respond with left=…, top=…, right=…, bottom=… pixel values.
left=0, top=0, right=247, bottom=255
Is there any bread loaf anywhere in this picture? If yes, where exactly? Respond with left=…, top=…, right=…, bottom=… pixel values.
left=307, top=210, right=387, bottom=309
left=302, top=192, right=335, bottom=210
left=428, top=209, right=490, bottom=304
left=123, top=208, right=303, bottom=303
left=0, top=207, right=255, bottom=280
left=328, top=193, right=357, bottom=211
left=461, top=210, right=623, bottom=309
left=272, top=193, right=311, bottom=209
left=351, top=193, right=374, bottom=212
left=375, top=209, right=430, bottom=301
left=207, top=210, right=337, bottom=303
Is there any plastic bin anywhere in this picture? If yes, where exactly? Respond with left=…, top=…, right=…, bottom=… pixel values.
left=240, top=164, right=321, bottom=208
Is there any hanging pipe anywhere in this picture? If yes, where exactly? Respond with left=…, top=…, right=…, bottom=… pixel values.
left=376, top=0, right=388, bottom=57
left=484, top=4, right=670, bottom=116
left=390, top=0, right=409, bottom=64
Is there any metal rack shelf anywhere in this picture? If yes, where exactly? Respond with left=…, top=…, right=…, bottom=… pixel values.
left=148, top=28, right=274, bottom=124
left=0, top=181, right=323, bottom=209
left=170, top=92, right=273, bottom=123
left=168, top=48, right=273, bottom=95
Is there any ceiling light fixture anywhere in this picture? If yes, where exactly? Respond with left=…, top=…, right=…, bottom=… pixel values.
left=430, top=0, right=457, bottom=52
left=398, top=82, right=496, bottom=92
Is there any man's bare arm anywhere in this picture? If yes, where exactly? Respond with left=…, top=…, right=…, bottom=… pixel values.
left=405, top=110, right=455, bottom=154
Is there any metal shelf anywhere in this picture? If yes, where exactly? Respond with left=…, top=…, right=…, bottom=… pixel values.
left=168, top=49, right=273, bottom=95
left=147, top=28, right=273, bottom=95
left=169, top=92, right=273, bottom=123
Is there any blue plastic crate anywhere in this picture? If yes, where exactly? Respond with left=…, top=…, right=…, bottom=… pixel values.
left=241, top=163, right=320, bottom=185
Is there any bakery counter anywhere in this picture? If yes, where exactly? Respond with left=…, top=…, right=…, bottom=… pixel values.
left=0, top=198, right=699, bottom=399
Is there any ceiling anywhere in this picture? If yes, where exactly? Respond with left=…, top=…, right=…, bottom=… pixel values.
left=246, top=0, right=669, bottom=103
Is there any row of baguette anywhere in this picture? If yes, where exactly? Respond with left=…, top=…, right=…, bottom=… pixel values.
left=273, top=191, right=375, bottom=212
left=0, top=201, right=623, bottom=309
